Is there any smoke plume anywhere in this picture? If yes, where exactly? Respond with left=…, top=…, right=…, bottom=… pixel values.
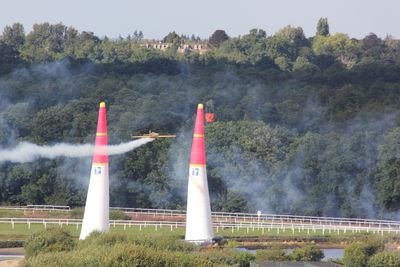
left=0, top=138, right=153, bottom=163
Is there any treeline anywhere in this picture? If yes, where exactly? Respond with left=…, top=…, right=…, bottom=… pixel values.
left=1, top=20, right=400, bottom=219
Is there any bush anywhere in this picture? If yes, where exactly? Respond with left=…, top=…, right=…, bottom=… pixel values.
left=200, top=249, right=255, bottom=267
left=80, top=232, right=197, bottom=252
left=24, top=228, right=75, bottom=259
left=24, top=231, right=257, bottom=267
left=234, top=251, right=256, bottom=267
left=368, top=251, right=400, bottom=267
left=290, top=245, right=324, bottom=261
left=24, top=243, right=216, bottom=267
left=256, top=248, right=289, bottom=261
left=343, top=241, right=384, bottom=267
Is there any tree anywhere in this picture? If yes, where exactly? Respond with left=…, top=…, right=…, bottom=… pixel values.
left=376, top=127, right=400, bottom=211
left=274, top=25, right=307, bottom=48
left=316, top=17, right=329, bottom=36
left=266, top=26, right=307, bottom=64
left=209, top=30, right=229, bottom=48
left=0, top=41, right=21, bottom=73
left=132, top=30, right=143, bottom=43
left=63, top=26, right=79, bottom=57
left=312, top=33, right=360, bottom=67
left=21, top=23, right=67, bottom=62
left=361, top=33, right=384, bottom=60
left=1, top=23, right=25, bottom=48
left=163, top=31, right=181, bottom=44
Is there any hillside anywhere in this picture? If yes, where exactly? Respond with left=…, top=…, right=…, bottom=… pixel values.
left=1, top=21, right=400, bottom=219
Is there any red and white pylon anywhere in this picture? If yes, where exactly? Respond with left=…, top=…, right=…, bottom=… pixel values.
left=185, top=103, right=214, bottom=243
left=80, top=102, right=110, bottom=240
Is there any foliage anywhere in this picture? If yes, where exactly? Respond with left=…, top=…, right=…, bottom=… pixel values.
left=80, top=232, right=197, bottom=252
left=343, top=241, right=384, bottom=267
left=24, top=243, right=216, bottom=267
left=198, top=249, right=254, bottom=266
left=289, top=245, right=324, bottom=261
left=23, top=231, right=254, bottom=267
left=24, top=227, right=75, bottom=259
left=256, top=248, right=289, bottom=261
left=368, top=251, right=400, bottom=267
left=1, top=22, right=400, bottom=218
left=317, top=18, right=329, bottom=36
left=234, top=251, right=256, bottom=267
left=209, top=30, right=229, bottom=48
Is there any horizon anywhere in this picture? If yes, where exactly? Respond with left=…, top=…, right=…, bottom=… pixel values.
left=0, top=0, right=399, bottom=40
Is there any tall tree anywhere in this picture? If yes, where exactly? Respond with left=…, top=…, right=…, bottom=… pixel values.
left=1, top=23, right=25, bottom=48
left=316, top=18, right=329, bottom=36
left=163, top=31, right=181, bottom=44
left=209, top=30, right=229, bottom=48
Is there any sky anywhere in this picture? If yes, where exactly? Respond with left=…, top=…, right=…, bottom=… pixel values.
left=0, top=0, right=398, bottom=40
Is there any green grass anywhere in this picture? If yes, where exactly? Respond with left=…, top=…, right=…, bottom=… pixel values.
left=0, top=223, right=185, bottom=241
left=0, top=221, right=396, bottom=242
left=214, top=226, right=395, bottom=238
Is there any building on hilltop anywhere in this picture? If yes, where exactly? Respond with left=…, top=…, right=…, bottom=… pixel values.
left=142, top=40, right=209, bottom=54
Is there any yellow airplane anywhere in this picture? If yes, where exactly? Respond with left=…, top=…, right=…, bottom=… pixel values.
left=132, top=131, right=176, bottom=139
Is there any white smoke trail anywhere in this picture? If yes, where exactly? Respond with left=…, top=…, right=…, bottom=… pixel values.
left=0, top=138, right=153, bottom=163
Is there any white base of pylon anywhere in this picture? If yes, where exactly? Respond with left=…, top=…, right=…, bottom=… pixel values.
left=80, top=163, right=109, bottom=240
left=185, top=165, right=214, bottom=243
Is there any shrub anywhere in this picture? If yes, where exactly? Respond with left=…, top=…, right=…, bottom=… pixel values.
left=24, top=243, right=216, bottom=267
left=234, top=251, right=256, bottom=267
left=256, top=248, right=289, bottom=261
left=343, top=241, right=384, bottom=267
left=24, top=228, right=75, bottom=259
left=80, top=232, right=197, bottom=252
left=183, top=248, right=256, bottom=267
left=24, top=231, right=255, bottom=267
left=368, top=251, right=400, bottom=267
left=199, top=249, right=242, bottom=266
left=290, top=245, right=324, bottom=261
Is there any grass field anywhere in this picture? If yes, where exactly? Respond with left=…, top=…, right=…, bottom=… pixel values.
left=0, top=223, right=186, bottom=240
left=0, top=221, right=395, bottom=242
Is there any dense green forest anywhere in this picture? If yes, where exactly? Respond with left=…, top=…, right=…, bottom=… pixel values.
left=1, top=19, right=400, bottom=219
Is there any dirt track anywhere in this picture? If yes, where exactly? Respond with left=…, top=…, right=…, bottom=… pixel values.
left=0, top=259, right=22, bottom=267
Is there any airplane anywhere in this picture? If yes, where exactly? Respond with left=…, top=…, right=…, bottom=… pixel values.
left=132, top=131, right=176, bottom=139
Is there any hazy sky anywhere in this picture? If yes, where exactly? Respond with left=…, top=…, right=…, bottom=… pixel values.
left=0, top=0, right=398, bottom=39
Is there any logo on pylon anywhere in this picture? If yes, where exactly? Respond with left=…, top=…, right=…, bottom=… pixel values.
left=94, top=166, right=102, bottom=174
left=191, top=168, right=200, bottom=176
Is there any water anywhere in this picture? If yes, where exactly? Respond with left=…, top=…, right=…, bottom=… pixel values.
left=320, top=249, right=343, bottom=260
left=0, top=254, right=24, bottom=260
left=238, top=248, right=344, bottom=261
